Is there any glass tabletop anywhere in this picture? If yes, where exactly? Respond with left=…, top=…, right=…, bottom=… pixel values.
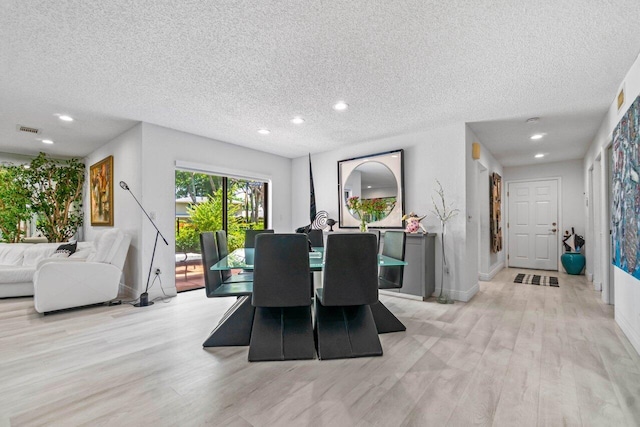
left=211, top=247, right=407, bottom=271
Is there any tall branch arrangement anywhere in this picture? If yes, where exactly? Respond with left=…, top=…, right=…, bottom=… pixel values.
left=431, top=180, right=459, bottom=225
left=430, top=179, right=459, bottom=304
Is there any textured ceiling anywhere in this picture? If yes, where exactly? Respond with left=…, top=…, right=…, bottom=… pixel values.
left=1, top=1, right=640, bottom=162
left=468, top=110, right=606, bottom=167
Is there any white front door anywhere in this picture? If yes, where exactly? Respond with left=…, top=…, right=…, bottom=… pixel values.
left=508, top=180, right=559, bottom=270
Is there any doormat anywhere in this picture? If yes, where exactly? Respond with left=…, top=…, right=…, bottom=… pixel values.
left=514, top=273, right=559, bottom=287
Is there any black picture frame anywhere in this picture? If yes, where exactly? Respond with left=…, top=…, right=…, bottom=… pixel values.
left=337, top=149, right=405, bottom=229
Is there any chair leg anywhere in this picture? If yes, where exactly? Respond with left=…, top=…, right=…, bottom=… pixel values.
left=314, top=299, right=382, bottom=360
left=203, top=296, right=255, bottom=347
left=249, top=306, right=315, bottom=362
left=370, top=301, right=406, bottom=334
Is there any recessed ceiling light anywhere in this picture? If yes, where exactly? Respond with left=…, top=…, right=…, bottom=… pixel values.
left=41, top=139, right=54, bottom=144
left=530, top=133, right=545, bottom=140
left=257, top=129, right=270, bottom=135
left=526, top=117, right=540, bottom=124
left=58, top=115, right=74, bottom=122
left=333, top=101, right=348, bottom=111
left=535, top=153, right=545, bottom=158
left=367, top=186, right=372, bottom=189
left=23, top=165, right=30, bottom=169
left=291, top=116, right=305, bottom=124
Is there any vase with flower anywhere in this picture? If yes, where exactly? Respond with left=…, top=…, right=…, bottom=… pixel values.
left=347, top=196, right=388, bottom=232
left=431, top=180, right=459, bottom=304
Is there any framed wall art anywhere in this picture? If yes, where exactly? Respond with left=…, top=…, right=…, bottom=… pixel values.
left=490, top=172, right=502, bottom=253
left=90, top=155, right=114, bottom=226
left=337, top=149, right=405, bottom=229
left=612, top=94, right=640, bottom=279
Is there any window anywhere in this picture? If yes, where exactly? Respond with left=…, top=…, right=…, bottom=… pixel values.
left=175, top=169, right=268, bottom=292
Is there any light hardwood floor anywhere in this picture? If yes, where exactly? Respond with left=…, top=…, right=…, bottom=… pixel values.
left=1, top=268, right=639, bottom=426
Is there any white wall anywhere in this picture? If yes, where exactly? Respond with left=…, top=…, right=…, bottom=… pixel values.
left=139, top=123, right=293, bottom=299
left=291, top=123, right=479, bottom=302
left=83, top=124, right=143, bottom=298
left=583, top=51, right=640, bottom=354
left=465, top=126, right=505, bottom=282
left=503, top=159, right=585, bottom=270
left=82, top=122, right=293, bottom=301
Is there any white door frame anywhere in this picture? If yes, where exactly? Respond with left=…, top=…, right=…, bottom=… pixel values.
left=593, top=155, right=602, bottom=291
left=476, top=162, right=489, bottom=279
left=602, top=144, right=614, bottom=305
left=587, top=164, right=595, bottom=282
left=505, top=176, right=562, bottom=270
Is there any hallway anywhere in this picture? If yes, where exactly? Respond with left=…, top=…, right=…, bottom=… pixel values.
left=429, top=268, right=640, bottom=426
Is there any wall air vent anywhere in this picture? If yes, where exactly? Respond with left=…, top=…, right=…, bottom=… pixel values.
left=16, top=125, right=42, bottom=134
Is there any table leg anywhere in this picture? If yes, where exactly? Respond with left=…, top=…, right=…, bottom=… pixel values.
left=203, top=296, right=255, bottom=347
left=370, top=300, right=406, bottom=334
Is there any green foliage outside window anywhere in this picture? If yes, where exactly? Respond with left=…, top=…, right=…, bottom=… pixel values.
left=175, top=170, right=222, bottom=203
left=0, top=165, right=32, bottom=243
left=175, top=174, right=265, bottom=254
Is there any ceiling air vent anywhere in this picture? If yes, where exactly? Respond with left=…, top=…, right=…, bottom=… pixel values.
left=16, top=125, right=42, bottom=135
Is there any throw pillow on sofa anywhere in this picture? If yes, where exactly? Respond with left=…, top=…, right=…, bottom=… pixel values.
left=51, top=242, right=77, bottom=258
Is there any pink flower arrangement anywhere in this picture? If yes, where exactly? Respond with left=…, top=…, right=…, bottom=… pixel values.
left=347, top=196, right=389, bottom=231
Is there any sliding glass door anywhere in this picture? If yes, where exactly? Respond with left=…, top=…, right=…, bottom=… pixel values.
left=175, top=170, right=268, bottom=292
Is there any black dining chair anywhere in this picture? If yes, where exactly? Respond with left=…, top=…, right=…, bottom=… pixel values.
left=199, top=232, right=254, bottom=347
left=314, top=233, right=383, bottom=360
left=371, top=231, right=407, bottom=333
left=249, top=234, right=315, bottom=361
left=367, top=229, right=381, bottom=253
left=215, top=230, right=253, bottom=284
left=244, top=229, right=274, bottom=248
left=307, top=229, right=324, bottom=248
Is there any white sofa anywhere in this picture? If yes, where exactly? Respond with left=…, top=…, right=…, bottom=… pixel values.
left=33, top=229, right=131, bottom=313
left=0, top=241, right=94, bottom=298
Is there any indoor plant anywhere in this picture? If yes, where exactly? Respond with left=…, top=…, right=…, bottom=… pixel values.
left=24, top=153, right=85, bottom=242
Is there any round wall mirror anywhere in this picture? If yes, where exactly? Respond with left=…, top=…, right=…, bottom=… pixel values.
left=343, top=161, right=398, bottom=223
left=338, top=149, right=405, bottom=229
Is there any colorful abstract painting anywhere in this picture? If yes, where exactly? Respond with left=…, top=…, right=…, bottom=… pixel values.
left=612, top=95, right=640, bottom=279
left=490, top=172, right=502, bottom=253
left=90, top=155, right=114, bottom=226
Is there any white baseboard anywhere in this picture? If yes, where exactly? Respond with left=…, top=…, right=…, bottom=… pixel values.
left=616, top=310, right=640, bottom=357
left=435, top=282, right=479, bottom=303
left=586, top=271, right=594, bottom=282
left=594, top=281, right=602, bottom=292
left=379, top=289, right=424, bottom=301
left=479, top=262, right=505, bottom=282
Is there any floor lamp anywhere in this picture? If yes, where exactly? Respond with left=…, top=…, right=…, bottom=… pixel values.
left=120, top=181, right=169, bottom=307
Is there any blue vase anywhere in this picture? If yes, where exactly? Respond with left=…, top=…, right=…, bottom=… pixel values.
left=561, top=252, right=585, bottom=275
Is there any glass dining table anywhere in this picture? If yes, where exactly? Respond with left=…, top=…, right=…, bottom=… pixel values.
left=210, top=247, right=407, bottom=271
left=203, top=247, right=407, bottom=348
